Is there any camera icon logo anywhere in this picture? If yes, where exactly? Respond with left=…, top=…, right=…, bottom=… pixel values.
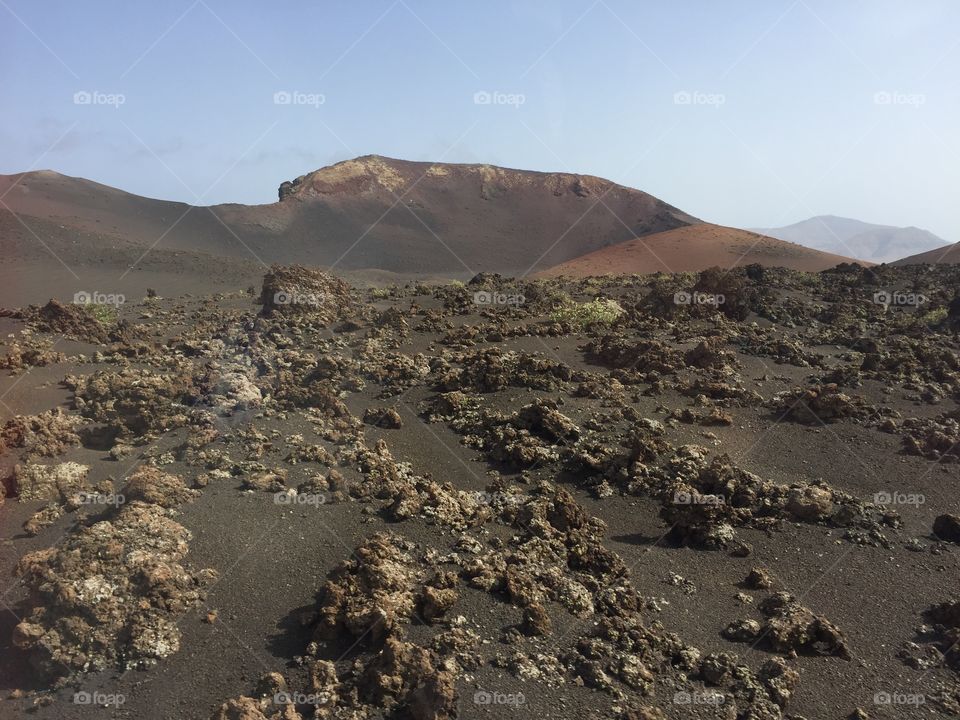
left=273, top=91, right=292, bottom=105
left=473, top=91, right=492, bottom=105
left=673, top=291, right=691, bottom=305
left=73, top=291, right=92, bottom=305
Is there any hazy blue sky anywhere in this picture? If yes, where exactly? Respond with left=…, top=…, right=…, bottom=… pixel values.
left=2, top=0, right=957, bottom=240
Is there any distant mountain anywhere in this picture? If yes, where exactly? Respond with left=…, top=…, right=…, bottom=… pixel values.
left=751, top=215, right=949, bottom=264
left=535, top=224, right=861, bottom=278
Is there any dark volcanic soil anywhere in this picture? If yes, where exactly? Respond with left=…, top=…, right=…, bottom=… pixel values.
left=1, top=262, right=959, bottom=720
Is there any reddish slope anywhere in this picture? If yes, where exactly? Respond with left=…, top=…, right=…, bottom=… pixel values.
left=534, top=224, right=864, bottom=277
left=891, top=242, right=960, bottom=266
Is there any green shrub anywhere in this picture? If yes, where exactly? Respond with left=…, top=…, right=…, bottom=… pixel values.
left=919, top=307, right=947, bottom=326
left=87, top=304, right=119, bottom=325
left=551, top=297, right=625, bottom=329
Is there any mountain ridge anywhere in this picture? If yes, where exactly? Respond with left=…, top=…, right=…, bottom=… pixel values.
left=1, top=157, right=889, bottom=296
left=752, top=215, right=949, bottom=264
left=0, top=156, right=698, bottom=281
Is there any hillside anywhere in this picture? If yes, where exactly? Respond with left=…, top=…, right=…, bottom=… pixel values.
left=892, top=241, right=960, bottom=266
left=535, top=224, right=861, bottom=277
left=0, top=156, right=699, bottom=288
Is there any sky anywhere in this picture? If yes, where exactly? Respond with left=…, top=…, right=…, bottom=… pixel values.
left=1, top=0, right=958, bottom=241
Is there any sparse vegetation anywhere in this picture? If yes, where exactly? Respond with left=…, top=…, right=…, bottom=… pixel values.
left=920, top=306, right=948, bottom=326
left=87, top=303, right=119, bottom=325
left=550, top=296, right=625, bottom=328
